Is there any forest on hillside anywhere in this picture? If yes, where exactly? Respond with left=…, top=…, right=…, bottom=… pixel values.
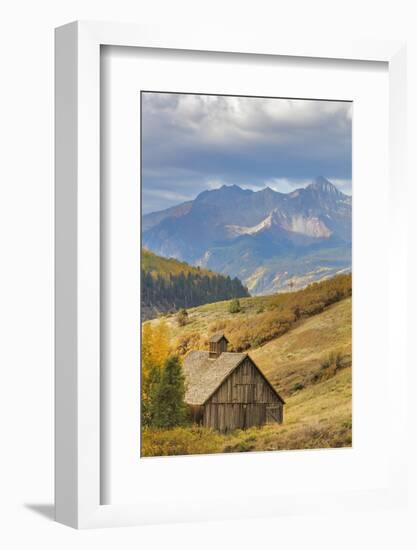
left=141, top=251, right=249, bottom=319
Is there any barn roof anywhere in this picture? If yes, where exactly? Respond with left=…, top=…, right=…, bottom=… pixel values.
left=182, top=351, right=246, bottom=405
left=209, top=332, right=229, bottom=343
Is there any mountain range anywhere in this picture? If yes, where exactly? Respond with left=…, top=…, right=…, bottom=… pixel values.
left=142, top=177, right=352, bottom=295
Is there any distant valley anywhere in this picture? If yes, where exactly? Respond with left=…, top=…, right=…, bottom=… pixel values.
left=142, top=177, right=352, bottom=295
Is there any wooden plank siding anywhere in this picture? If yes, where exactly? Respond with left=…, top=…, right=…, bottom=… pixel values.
left=209, top=337, right=228, bottom=358
left=202, top=356, right=283, bottom=432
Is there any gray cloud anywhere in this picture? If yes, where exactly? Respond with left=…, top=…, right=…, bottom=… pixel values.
left=141, top=93, right=352, bottom=213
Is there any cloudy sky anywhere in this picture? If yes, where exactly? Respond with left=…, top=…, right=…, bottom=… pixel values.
left=141, top=92, right=352, bottom=214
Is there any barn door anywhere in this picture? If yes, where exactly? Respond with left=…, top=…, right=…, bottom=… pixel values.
left=266, top=405, right=281, bottom=424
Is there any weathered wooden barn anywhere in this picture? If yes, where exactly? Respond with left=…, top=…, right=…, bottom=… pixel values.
left=183, top=333, right=285, bottom=432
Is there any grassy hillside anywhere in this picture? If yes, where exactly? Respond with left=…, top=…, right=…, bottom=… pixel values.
left=251, top=297, right=351, bottom=397
left=142, top=286, right=352, bottom=456
left=150, top=273, right=351, bottom=355
left=225, top=298, right=352, bottom=452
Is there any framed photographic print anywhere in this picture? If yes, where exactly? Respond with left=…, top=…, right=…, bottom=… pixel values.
left=55, top=21, right=408, bottom=528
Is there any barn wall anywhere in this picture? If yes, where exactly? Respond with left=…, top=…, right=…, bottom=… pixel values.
left=209, top=357, right=282, bottom=405
left=203, top=357, right=283, bottom=432
left=203, top=403, right=267, bottom=432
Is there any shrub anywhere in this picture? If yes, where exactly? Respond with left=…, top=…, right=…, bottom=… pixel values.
left=335, top=352, right=343, bottom=369
left=177, top=308, right=188, bottom=326
left=320, top=358, right=331, bottom=370
left=229, top=298, right=241, bottom=314
left=320, top=351, right=345, bottom=371
left=292, top=382, right=305, bottom=393
left=313, top=350, right=351, bottom=386
left=293, top=305, right=301, bottom=320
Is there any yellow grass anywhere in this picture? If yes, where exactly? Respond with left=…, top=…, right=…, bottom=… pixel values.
left=250, top=297, right=352, bottom=396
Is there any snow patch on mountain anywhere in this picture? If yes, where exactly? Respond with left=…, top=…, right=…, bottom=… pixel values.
left=225, top=211, right=331, bottom=239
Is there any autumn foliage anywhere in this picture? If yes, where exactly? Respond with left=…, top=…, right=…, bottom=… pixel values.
left=218, top=274, right=351, bottom=352
left=175, top=274, right=352, bottom=355
left=141, top=320, right=188, bottom=428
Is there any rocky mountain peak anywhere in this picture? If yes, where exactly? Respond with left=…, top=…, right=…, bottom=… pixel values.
left=142, top=177, right=351, bottom=295
left=307, top=176, right=342, bottom=195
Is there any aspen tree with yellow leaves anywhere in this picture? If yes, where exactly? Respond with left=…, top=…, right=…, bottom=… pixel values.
left=141, top=320, right=171, bottom=426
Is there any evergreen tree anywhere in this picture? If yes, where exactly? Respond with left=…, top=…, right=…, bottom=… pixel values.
left=141, top=264, right=249, bottom=318
left=151, top=355, right=188, bottom=428
left=141, top=364, right=161, bottom=427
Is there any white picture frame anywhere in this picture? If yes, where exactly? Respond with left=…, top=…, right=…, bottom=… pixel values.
left=55, top=21, right=407, bottom=529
